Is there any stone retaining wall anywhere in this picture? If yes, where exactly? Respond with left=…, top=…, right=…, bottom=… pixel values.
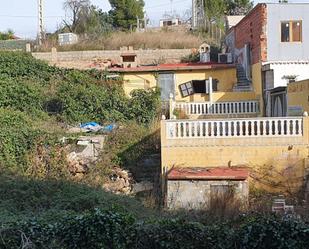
left=32, top=49, right=192, bottom=65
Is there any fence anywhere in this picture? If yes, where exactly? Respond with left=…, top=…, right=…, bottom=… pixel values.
left=175, top=101, right=259, bottom=116
left=165, top=117, right=303, bottom=139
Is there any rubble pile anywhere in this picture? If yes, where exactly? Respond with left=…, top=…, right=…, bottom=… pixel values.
left=103, top=168, right=133, bottom=195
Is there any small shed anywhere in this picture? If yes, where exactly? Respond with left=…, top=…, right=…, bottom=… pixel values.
left=166, top=167, right=249, bottom=209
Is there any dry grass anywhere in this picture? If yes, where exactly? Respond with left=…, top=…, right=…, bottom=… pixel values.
left=38, top=30, right=204, bottom=52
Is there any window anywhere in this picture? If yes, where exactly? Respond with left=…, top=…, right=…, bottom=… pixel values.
left=179, top=79, right=219, bottom=97
left=281, top=21, right=302, bottom=42
left=192, top=80, right=207, bottom=93
left=122, top=55, right=136, bottom=62
left=179, top=82, right=194, bottom=97
left=292, top=21, right=302, bottom=42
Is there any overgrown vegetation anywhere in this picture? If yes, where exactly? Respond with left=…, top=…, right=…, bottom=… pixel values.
left=39, top=30, right=204, bottom=51
left=0, top=51, right=160, bottom=172
left=1, top=203, right=308, bottom=249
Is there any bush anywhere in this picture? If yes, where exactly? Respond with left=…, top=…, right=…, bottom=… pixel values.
left=0, top=51, right=57, bottom=81
left=1, top=211, right=308, bottom=249
left=55, top=80, right=127, bottom=123
left=0, top=52, right=160, bottom=125
left=0, top=109, right=39, bottom=169
left=127, top=88, right=161, bottom=124
left=0, top=79, right=43, bottom=113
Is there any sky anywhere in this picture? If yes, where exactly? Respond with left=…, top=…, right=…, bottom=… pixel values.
left=0, top=0, right=308, bottom=39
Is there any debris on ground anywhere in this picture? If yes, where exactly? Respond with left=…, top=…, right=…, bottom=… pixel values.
left=67, top=135, right=105, bottom=176
left=103, top=167, right=133, bottom=195
left=80, top=122, right=102, bottom=132
left=67, top=122, right=118, bottom=133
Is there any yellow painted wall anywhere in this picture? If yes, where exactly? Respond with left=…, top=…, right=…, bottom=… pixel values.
left=120, top=68, right=258, bottom=102
left=251, top=62, right=263, bottom=116
left=161, top=117, right=309, bottom=193
left=287, top=79, right=309, bottom=113
left=122, top=73, right=156, bottom=96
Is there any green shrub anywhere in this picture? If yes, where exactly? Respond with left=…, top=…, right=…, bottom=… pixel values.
left=0, top=79, right=43, bottom=113
left=0, top=51, right=57, bottom=80
left=55, top=81, right=128, bottom=123
left=0, top=109, right=39, bottom=170
left=127, top=88, right=161, bottom=124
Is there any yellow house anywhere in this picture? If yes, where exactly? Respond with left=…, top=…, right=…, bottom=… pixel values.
left=109, top=63, right=259, bottom=104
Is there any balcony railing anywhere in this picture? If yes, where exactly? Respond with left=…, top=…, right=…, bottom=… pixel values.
left=166, top=117, right=303, bottom=139
left=175, top=101, right=259, bottom=115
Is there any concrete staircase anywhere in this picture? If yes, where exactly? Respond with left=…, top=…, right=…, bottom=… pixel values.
left=233, top=64, right=253, bottom=92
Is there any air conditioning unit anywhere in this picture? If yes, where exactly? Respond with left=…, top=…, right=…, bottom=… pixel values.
left=218, top=53, right=233, bottom=64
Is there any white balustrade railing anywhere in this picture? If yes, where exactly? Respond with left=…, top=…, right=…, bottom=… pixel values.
left=166, top=117, right=303, bottom=139
left=175, top=101, right=259, bottom=115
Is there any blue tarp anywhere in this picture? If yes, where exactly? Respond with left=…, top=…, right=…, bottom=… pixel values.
left=80, top=122, right=100, bottom=128
left=79, top=122, right=117, bottom=133
left=102, top=124, right=117, bottom=132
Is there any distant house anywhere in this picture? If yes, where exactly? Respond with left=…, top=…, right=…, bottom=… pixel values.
left=159, top=18, right=182, bottom=27
left=225, top=2, right=309, bottom=116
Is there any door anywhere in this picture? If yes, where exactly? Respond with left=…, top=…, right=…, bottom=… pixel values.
left=157, top=73, right=175, bottom=101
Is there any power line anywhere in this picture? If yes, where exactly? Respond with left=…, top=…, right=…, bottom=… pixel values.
left=0, top=15, right=63, bottom=19
left=146, top=0, right=190, bottom=9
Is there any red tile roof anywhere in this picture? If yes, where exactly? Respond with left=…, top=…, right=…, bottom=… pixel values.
left=168, top=167, right=249, bottom=180
left=109, top=62, right=235, bottom=73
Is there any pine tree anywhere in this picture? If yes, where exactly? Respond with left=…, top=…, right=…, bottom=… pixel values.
left=108, top=0, right=145, bottom=30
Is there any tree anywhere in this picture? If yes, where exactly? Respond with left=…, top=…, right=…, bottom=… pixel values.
left=63, top=0, right=91, bottom=33
left=204, top=0, right=226, bottom=22
left=0, top=29, right=15, bottom=40
left=224, top=0, right=253, bottom=15
left=108, top=0, right=145, bottom=30
left=204, top=0, right=253, bottom=21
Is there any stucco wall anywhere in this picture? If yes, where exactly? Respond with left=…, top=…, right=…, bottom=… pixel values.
left=167, top=179, right=248, bottom=209
left=252, top=62, right=264, bottom=115
left=267, top=3, right=309, bottom=61
left=287, top=79, right=309, bottom=113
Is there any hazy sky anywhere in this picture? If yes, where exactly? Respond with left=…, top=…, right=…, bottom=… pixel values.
left=0, top=0, right=308, bottom=38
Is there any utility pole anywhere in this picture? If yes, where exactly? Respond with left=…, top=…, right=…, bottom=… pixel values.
left=192, top=0, right=205, bottom=29
left=38, top=0, right=45, bottom=45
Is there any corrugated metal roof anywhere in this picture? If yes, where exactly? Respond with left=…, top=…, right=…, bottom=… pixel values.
left=168, top=167, right=249, bottom=180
